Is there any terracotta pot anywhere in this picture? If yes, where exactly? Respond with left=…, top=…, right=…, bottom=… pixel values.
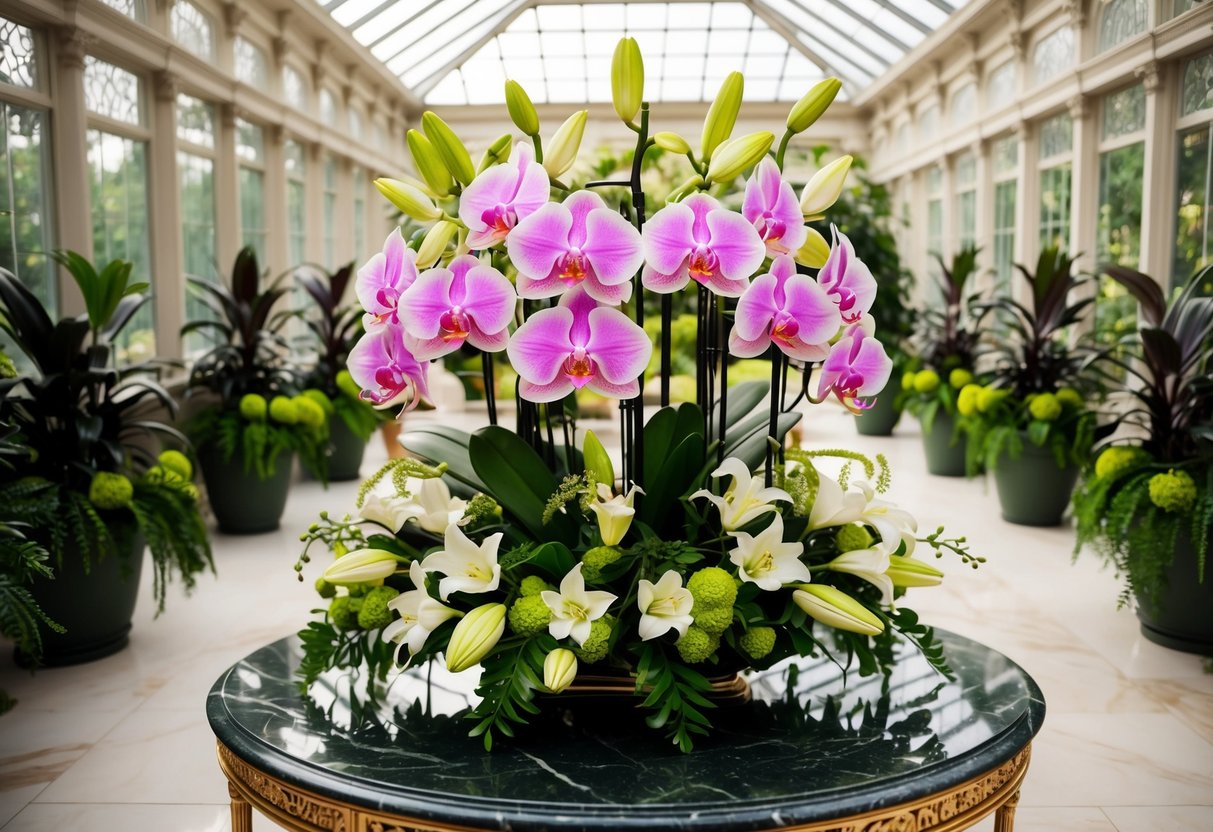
left=381, top=421, right=406, bottom=459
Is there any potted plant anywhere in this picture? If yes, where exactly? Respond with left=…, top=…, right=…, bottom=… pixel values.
left=294, top=262, right=385, bottom=481
left=184, top=247, right=329, bottom=534
left=0, top=257, right=212, bottom=665
left=1074, top=265, right=1213, bottom=654
left=900, top=246, right=983, bottom=476
left=959, top=247, right=1102, bottom=525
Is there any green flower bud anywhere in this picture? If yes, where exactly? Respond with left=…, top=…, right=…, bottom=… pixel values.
left=701, top=71, right=744, bottom=160
left=799, top=154, right=852, bottom=220
left=543, top=110, right=588, bottom=179
left=544, top=648, right=578, bottom=693
left=315, top=577, right=336, bottom=599
left=948, top=368, right=974, bottom=389
left=692, top=604, right=734, bottom=636
left=293, top=396, right=328, bottom=430
left=793, top=584, right=884, bottom=636
left=886, top=556, right=945, bottom=589
left=1094, top=446, right=1147, bottom=480
left=446, top=603, right=507, bottom=672
left=302, top=388, right=335, bottom=415
left=676, top=625, right=719, bottom=663
left=1028, top=392, right=1062, bottom=422
left=505, top=80, right=540, bottom=136
left=406, top=129, right=454, bottom=196
left=329, top=595, right=362, bottom=630
left=416, top=220, right=459, bottom=269
left=611, top=37, right=644, bottom=124
left=739, top=626, right=776, bottom=660
left=913, top=369, right=940, bottom=394
left=652, top=131, right=691, bottom=155
left=322, top=548, right=398, bottom=587
left=519, top=575, right=553, bottom=597
left=88, top=471, right=133, bottom=510
left=976, top=386, right=1009, bottom=414
left=508, top=594, right=552, bottom=637
left=706, top=131, right=775, bottom=183
left=901, top=371, right=918, bottom=391
left=786, top=77, right=842, bottom=134
left=477, top=133, right=513, bottom=173
left=581, top=429, right=614, bottom=487
left=239, top=393, right=267, bottom=421
left=1148, top=470, right=1198, bottom=513
left=793, top=226, right=831, bottom=269
left=357, top=586, right=400, bottom=630
left=421, top=111, right=476, bottom=186
left=335, top=370, right=362, bottom=401
left=374, top=178, right=443, bottom=222
left=158, top=450, right=193, bottom=480
left=686, top=566, right=738, bottom=609
left=835, top=523, right=874, bottom=553
left=1056, top=387, right=1083, bottom=409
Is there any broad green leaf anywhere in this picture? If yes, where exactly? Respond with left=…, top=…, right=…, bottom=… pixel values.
left=469, top=426, right=577, bottom=544
left=400, top=425, right=485, bottom=496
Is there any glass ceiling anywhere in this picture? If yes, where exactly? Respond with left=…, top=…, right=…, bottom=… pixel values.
left=321, top=0, right=966, bottom=105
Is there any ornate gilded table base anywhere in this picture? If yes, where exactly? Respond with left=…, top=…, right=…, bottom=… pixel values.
left=217, top=741, right=1031, bottom=832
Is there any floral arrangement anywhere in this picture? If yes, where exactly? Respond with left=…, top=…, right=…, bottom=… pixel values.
left=296, top=39, right=977, bottom=752
left=1073, top=265, right=1212, bottom=607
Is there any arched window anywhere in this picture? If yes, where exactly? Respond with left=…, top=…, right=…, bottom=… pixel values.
left=283, top=65, right=307, bottom=110
left=1033, top=27, right=1073, bottom=86
left=319, top=88, right=337, bottom=124
left=348, top=107, right=364, bottom=141
left=986, top=61, right=1015, bottom=110
left=1182, top=50, right=1213, bottom=117
left=918, top=102, right=939, bottom=141
left=171, top=1, right=215, bottom=60
left=1098, top=0, right=1148, bottom=53
left=234, top=37, right=268, bottom=89
left=950, top=83, right=976, bottom=126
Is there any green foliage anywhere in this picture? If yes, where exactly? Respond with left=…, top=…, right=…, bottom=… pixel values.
left=189, top=406, right=328, bottom=482
left=466, top=635, right=553, bottom=750
left=911, top=245, right=984, bottom=374
left=0, top=468, right=64, bottom=667
left=634, top=643, right=716, bottom=753
left=296, top=613, right=398, bottom=725
left=962, top=389, right=1096, bottom=476
left=50, top=252, right=149, bottom=342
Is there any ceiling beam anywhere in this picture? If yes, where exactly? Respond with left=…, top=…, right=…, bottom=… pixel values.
left=764, top=0, right=891, bottom=73
left=411, top=0, right=535, bottom=98
left=861, top=0, right=933, bottom=36
left=776, top=0, right=908, bottom=55
left=344, top=0, right=400, bottom=34
left=744, top=1, right=836, bottom=79
left=365, top=0, right=454, bottom=50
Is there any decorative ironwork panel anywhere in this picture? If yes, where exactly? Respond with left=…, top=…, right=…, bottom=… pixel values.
left=1032, top=27, right=1073, bottom=87
left=1102, top=84, right=1145, bottom=140
left=283, top=66, right=308, bottom=111
left=1183, top=51, right=1213, bottom=117
left=986, top=62, right=1015, bottom=111
left=172, top=1, right=216, bottom=60
left=1097, top=0, right=1148, bottom=54
left=176, top=93, right=215, bottom=149
left=235, top=37, right=269, bottom=89
left=84, top=57, right=142, bottom=125
left=0, top=17, right=38, bottom=90
left=1039, top=113, right=1072, bottom=160
left=950, top=83, right=976, bottom=126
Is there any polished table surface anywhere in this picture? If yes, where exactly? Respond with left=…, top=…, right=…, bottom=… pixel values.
left=207, top=630, right=1045, bottom=831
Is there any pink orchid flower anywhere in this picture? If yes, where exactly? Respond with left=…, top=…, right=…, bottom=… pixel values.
left=347, top=323, right=432, bottom=411
left=398, top=255, right=517, bottom=361
left=506, top=286, right=652, bottom=403
left=743, top=158, right=808, bottom=258
left=507, top=190, right=644, bottom=305
left=356, top=228, right=419, bottom=327
left=817, top=323, right=892, bottom=410
left=641, top=193, right=765, bottom=298
left=458, top=142, right=549, bottom=250
left=817, top=225, right=877, bottom=324
left=729, top=255, right=841, bottom=361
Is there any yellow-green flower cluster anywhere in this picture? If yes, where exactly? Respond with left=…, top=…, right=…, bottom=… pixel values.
left=1094, top=446, right=1147, bottom=480
left=948, top=369, right=973, bottom=389
left=676, top=625, right=719, bottom=663
left=835, top=523, right=874, bottom=553
left=580, top=545, right=622, bottom=583
left=687, top=566, right=737, bottom=637
left=88, top=471, right=133, bottom=510
left=1148, top=470, right=1197, bottom=513
left=738, top=626, right=776, bottom=660
left=957, top=384, right=983, bottom=416
left=239, top=393, right=267, bottom=421
left=1028, top=392, right=1062, bottom=422
left=508, top=594, right=552, bottom=637
left=572, top=615, right=614, bottom=664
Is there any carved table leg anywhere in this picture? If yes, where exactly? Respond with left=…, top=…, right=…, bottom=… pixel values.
left=228, top=780, right=253, bottom=832
left=994, top=788, right=1021, bottom=832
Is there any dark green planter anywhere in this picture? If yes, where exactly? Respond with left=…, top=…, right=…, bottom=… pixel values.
left=1137, top=529, right=1213, bottom=655
left=855, top=385, right=902, bottom=436
left=20, top=520, right=144, bottom=667
left=919, top=411, right=967, bottom=477
left=198, top=444, right=293, bottom=534
left=993, top=440, right=1079, bottom=526
left=328, top=416, right=368, bottom=482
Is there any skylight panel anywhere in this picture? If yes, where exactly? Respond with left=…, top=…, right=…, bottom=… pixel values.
left=711, top=3, right=753, bottom=28
left=536, top=3, right=582, bottom=30
left=426, top=70, right=466, bottom=104
left=626, top=3, right=667, bottom=29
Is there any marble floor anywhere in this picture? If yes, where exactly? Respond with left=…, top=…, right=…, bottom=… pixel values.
left=1, top=403, right=1210, bottom=832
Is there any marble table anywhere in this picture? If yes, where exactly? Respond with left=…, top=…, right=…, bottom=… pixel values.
left=207, top=630, right=1044, bottom=832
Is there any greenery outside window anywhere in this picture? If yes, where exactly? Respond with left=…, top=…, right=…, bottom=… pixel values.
left=1096, top=84, right=1147, bottom=346
left=1032, top=27, right=1073, bottom=87
left=991, top=136, right=1018, bottom=297
left=323, top=155, right=338, bottom=269
left=1038, top=112, right=1072, bottom=250
left=925, top=164, right=944, bottom=300
left=236, top=119, right=267, bottom=266
left=177, top=94, right=217, bottom=357
left=1097, top=0, right=1148, bottom=53
left=1175, top=51, right=1213, bottom=294
left=285, top=139, right=307, bottom=269
left=953, top=153, right=977, bottom=252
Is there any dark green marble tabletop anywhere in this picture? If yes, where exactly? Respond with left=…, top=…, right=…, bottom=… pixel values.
left=207, top=630, right=1044, bottom=831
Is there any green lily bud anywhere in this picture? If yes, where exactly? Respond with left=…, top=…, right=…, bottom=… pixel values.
left=321, top=548, right=399, bottom=587
left=446, top=602, right=507, bottom=672
left=792, top=584, right=884, bottom=636
left=543, top=110, right=588, bottom=179
left=582, top=430, right=614, bottom=486
left=786, top=77, right=842, bottom=134
left=611, top=37, right=644, bottom=124
left=416, top=220, right=458, bottom=269
left=700, top=71, right=744, bottom=160
left=666, top=173, right=707, bottom=203
left=799, top=154, right=853, bottom=220
left=706, top=131, right=774, bottom=183
left=543, top=648, right=578, bottom=693
left=374, top=178, right=443, bottom=222
left=505, top=80, right=540, bottom=136
left=421, top=111, right=476, bottom=186
left=886, top=556, right=945, bottom=589
left=477, top=133, right=513, bottom=173
left=406, top=130, right=454, bottom=196
left=793, top=226, right=830, bottom=268
left=652, top=131, right=691, bottom=154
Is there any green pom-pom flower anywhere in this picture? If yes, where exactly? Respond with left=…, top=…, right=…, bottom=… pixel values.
left=88, top=471, right=134, bottom=510
left=581, top=545, right=622, bottom=583
left=336, top=370, right=362, bottom=401
left=913, top=369, right=940, bottom=394
left=948, top=368, right=973, bottom=389
left=329, top=595, right=363, bottom=630
left=900, top=370, right=917, bottom=391
left=693, top=604, right=734, bottom=636
left=1148, top=470, right=1197, bottom=513
left=957, top=384, right=982, bottom=417
left=1056, top=387, right=1083, bottom=409
left=302, top=389, right=335, bottom=415
left=293, top=396, right=328, bottom=430
left=686, top=566, right=738, bottom=609
left=239, top=393, right=267, bottom=421
left=1094, top=446, right=1146, bottom=480
left=519, top=575, right=553, bottom=597
left=508, top=594, right=552, bottom=637
left=739, top=626, right=776, bottom=660
left=357, top=586, right=400, bottom=629
left=976, top=386, right=1008, bottom=413
left=1028, top=392, right=1062, bottom=422
left=835, top=523, right=874, bottom=552
left=269, top=396, right=298, bottom=425
left=571, top=616, right=614, bottom=664
left=675, top=625, right=719, bottom=663
left=158, top=450, right=193, bottom=480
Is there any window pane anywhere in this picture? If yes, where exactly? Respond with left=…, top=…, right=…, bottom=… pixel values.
left=993, top=180, right=1016, bottom=296
left=1039, top=112, right=1072, bottom=160
left=235, top=119, right=263, bottom=165
left=1173, top=125, right=1210, bottom=287
left=87, top=129, right=153, bottom=361
left=176, top=93, right=214, bottom=149
left=319, top=89, right=337, bottom=124
left=171, top=1, right=215, bottom=60
left=98, top=0, right=146, bottom=21
left=993, top=135, right=1018, bottom=176
left=283, top=66, right=307, bottom=110
left=1097, top=0, right=1148, bottom=53
left=927, top=165, right=943, bottom=196
left=1102, top=84, right=1146, bottom=140
left=950, top=83, right=976, bottom=126
left=926, top=198, right=943, bottom=296
left=0, top=16, right=39, bottom=90
left=986, top=61, right=1015, bottom=110
left=1039, top=163, right=1071, bottom=249
left=289, top=183, right=306, bottom=267
left=0, top=102, right=55, bottom=314
left=918, top=103, right=939, bottom=142
left=323, top=156, right=337, bottom=269
left=239, top=167, right=267, bottom=265
left=84, top=57, right=142, bottom=125
left=1096, top=142, right=1145, bottom=344
left=1182, top=51, right=1213, bottom=117
left=1032, top=27, right=1073, bottom=86
left=234, top=37, right=268, bottom=88
left=954, top=153, right=977, bottom=188
left=1173, top=0, right=1200, bottom=16
left=285, top=139, right=306, bottom=179
left=179, top=152, right=216, bottom=355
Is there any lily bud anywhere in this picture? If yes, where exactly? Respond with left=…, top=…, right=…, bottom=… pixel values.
left=799, top=154, right=853, bottom=220
left=416, top=220, right=458, bottom=268
left=611, top=37, right=644, bottom=124
left=374, top=178, right=443, bottom=222
left=786, top=77, right=842, bottom=134
left=477, top=133, right=513, bottom=173
left=666, top=174, right=707, bottom=203
left=505, top=80, right=540, bottom=136
left=792, top=584, right=884, bottom=636
left=321, top=549, right=399, bottom=587
left=706, top=131, right=774, bottom=183
left=421, top=111, right=476, bottom=186
left=793, top=226, right=830, bottom=268
left=445, top=602, right=507, bottom=672
left=543, top=110, right=588, bottom=179
left=582, top=430, right=614, bottom=486
left=700, top=71, right=744, bottom=160
left=886, top=556, right=945, bottom=589
left=406, top=130, right=454, bottom=196
left=653, top=131, right=691, bottom=155
left=543, top=648, right=578, bottom=693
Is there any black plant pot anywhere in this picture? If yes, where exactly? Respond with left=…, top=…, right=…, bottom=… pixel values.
left=919, top=411, right=967, bottom=477
left=993, top=439, right=1079, bottom=526
left=1136, top=528, right=1213, bottom=655
left=21, top=520, right=144, bottom=667
left=855, top=386, right=902, bottom=436
left=328, top=416, right=368, bottom=482
left=198, top=444, right=294, bottom=534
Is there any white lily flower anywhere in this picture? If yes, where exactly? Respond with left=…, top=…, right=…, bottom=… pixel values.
left=637, top=570, right=695, bottom=641
left=358, top=489, right=414, bottom=533
left=382, top=561, right=461, bottom=663
left=810, top=475, right=918, bottom=556
left=691, top=457, right=791, bottom=531
left=826, top=546, right=894, bottom=604
left=541, top=563, right=617, bottom=646
left=421, top=523, right=503, bottom=600
left=359, top=477, right=466, bottom=535
left=727, top=513, right=811, bottom=591
left=589, top=482, right=642, bottom=546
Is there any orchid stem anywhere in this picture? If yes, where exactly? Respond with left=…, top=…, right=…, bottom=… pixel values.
left=765, top=348, right=784, bottom=487
left=532, top=135, right=543, bottom=164
left=481, top=351, right=497, bottom=426
left=625, top=102, right=650, bottom=501
left=660, top=294, right=672, bottom=407
left=775, top=130, right=793, bottom=171
left=717, top=295, right=728, bottom=466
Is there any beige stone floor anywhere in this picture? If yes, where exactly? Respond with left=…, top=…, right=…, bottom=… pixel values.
left=1, top=402, right=1210, bottom=831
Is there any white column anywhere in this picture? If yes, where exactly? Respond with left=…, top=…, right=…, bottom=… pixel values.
left=1012, top=120, right=1035, bottom=307
left=51, top=27, right=93, bottom=317
left=150, top=71, right=185, bottom=361
left=215, top=103, right=240, bottom=273
left=973, top=138, right=992, bottom=289
left=1137, top=61, right=1173, bottom=285
left=1068, top=94, right=1097, bottom=279
left=265, top=124, right=288, bottom=276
